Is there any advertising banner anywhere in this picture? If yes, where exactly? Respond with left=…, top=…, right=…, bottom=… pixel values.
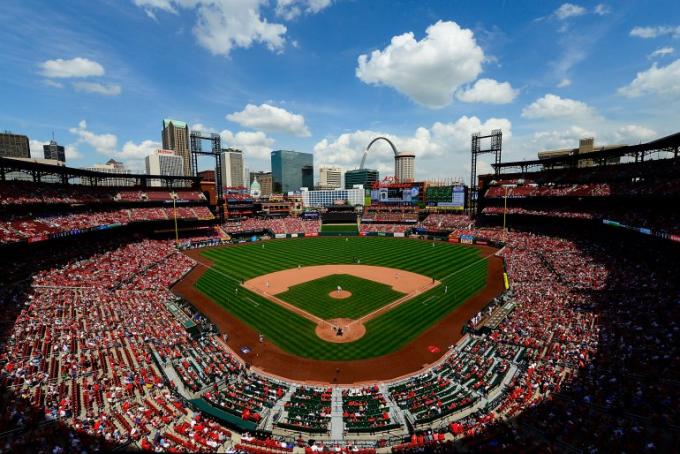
left=394, top=232, right=405, bottom=238
left=274, top=233, right=286, bottom=239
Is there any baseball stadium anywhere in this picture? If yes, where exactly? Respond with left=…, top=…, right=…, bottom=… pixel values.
left=1, top=129, right=679, bottom=453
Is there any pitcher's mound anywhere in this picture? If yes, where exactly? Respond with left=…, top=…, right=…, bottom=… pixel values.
left=329, top=290, right=352, bottom=299
left=316, top=318, right=366, bottom=343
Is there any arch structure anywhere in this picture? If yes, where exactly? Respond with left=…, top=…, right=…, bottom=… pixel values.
left=360, top=137, right=399, bottom=169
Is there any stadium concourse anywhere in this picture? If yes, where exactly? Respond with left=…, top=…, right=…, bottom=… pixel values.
left=0, top=152, right=679, bottom=453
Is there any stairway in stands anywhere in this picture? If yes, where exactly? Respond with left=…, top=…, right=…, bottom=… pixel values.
left=329, top=387, right=345, bottom=440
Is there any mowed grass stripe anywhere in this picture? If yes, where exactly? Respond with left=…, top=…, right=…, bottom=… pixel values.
left=194, top=238, right=490, bottom=360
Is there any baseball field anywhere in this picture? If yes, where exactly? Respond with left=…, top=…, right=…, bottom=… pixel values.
left=191, top=237, right=489, bottom=361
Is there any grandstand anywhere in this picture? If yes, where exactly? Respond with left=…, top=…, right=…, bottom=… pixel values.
left=0, top=132, right=678, bottom=453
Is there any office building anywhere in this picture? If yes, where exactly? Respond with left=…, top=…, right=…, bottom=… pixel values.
left=318, top=166, right=342, bottom=189
left=395, top=152, right=415, bottom=182
left=0, top=132, right=30, bottom=159
left=221, top=148, right=245, bottom=187
left=145, top=149, right=184, bottom=187
left=301, top=186, right=364, bottom=208
left=162, top=119, right=191, bottom=176
left=345, top=168, right=379, bottom=189
left=82, top=159, right=132, bottom=186
left=43, top=140, right=66, bottom=162
left=271, top=150, right=313, bottom=194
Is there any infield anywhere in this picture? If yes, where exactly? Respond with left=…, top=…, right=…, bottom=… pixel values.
left=189, top=237, right=488, bottom=361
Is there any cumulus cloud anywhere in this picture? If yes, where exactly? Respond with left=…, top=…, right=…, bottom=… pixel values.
left=554, top=3, right=587, bottom=20
left=72, top=81, right=122, bottom=96
left=120, top=139, right=161, bottom=159
left=630, top=25, right=680, bottom=39
left=226, top=103, right=310, bottom=137
left=356, top=21, right=485, bottom=108
left=618, top=59, right=680, bottom=97
left=313, top=115, right=512, bottom=182
left=648, top=47, right=674, bottom=59
left=275, top=0, right=332, bottom=20
left=521, top=94, right=593, bottom=119
left=38, top=57, right=105, bottom=78
left=456, top=78, right=518, bottom=104
left=133, top=0, right=292, bottom=56
left=69, top=120, right=117, bottom=155
left=220, top=129, right=275, bottom=159
left=30, top=139, right=82, bottom=161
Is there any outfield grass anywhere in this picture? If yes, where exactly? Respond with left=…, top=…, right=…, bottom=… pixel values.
left=276, top=274, right=405, bottom=320
left=320, top=223, right=358, bottom=233
left=195, top=237, right=488, bottom=360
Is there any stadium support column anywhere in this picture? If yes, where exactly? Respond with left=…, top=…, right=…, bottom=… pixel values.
left=469, top=129, right=502, bottom=218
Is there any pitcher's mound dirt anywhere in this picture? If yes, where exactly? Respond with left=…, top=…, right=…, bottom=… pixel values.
left=329, top=290, right=352, bottom=299
left=315, top=318, right=366, bottom=343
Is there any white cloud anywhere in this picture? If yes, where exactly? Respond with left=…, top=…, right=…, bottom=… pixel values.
left=648, top=47, right=674, bottom=59
left=554, top=3, right=587, bottom=20
left=630, top=25, right=680, bottom=39
left=456, top=78, right=518, bottom=104
left=521, top=94, right=593, bottom=119
left=557, top=78, right=572, bottom=88
left=614, top=125, right=657, bottom=142
left=38, top=57, right=105, bottom=78
left=69, top=120, right=118, bottom=155
left=120, top=139, right=161, bottom=159
left=220, top=129, right=275, bottom=159
left=313, top=115, right=511, bottom=182
left=134, top=0, right=287, bottom=56
left=356, top=21, right=485, bottom=108
left=275, top=0, right=332, bottom=20
left=226, top=103, right=311, bottom=137
left=593, top=4, right=610, bottom=16
left=618, top=59, right=680, bottom=97
left=65, top=144, right=82, bottom=160
left=29, top=140, right=48, bottom=159
left=72, top=81, right=122, bottom=96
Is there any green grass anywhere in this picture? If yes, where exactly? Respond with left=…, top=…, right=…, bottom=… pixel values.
left=193, top=237, right=489, bottom=361
left=321, top=223, right=358, bottom=233
left=276, top=274, right=405, bottom=320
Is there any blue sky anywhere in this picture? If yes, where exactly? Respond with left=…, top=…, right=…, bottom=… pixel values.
left=1, top=0, right=679, bottom=182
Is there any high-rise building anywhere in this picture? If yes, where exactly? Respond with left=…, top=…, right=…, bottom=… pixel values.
left=249, top=171, right=272, bottom=196
left=145, top=149, right=184, bottom=186
left=271, top=150, right=313, bottom=194
left=221, top=148, right=245, bottom=187
left=43, top=140, right=65, bottom=162
left=318, top=166, right=342, bottom=189
left=162, top=119, right=191, bottom=176
left=395, top=152, right=415, bottom=182
left=345, top=168, right=379, bottom=189
left=82, top=159, right=132, bottom=186
left=0, top=132, right=30, bottom=159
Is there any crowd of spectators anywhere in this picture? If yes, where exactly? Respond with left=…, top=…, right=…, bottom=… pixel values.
left=0, top=207, right=214, bottom=244
left=359, top=223, right=410, bottom=234
left=361, top=207, right=418, bottom=223
left=420, top=213, right=471, bottom=231
left=223, top=217, right=321, bottom=235
left=0, top=181, right=205, bottom=206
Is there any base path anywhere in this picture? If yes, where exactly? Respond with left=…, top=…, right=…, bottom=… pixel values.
left=176, top=243, right=505, bottom=385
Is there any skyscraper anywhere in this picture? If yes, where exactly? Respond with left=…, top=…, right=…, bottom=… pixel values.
left=161, top=119, right=191, bottom=176
left=0, top=132, right=30, bottom=159
left=43, top=140, right=65, bottom=162
left=271, top=150, right=313, bottom=194
left=395, top=152, right=415, bottom=182
left=145, top=149, right=184, bottom=187
left=221, top=148, right=245, bottom=187
left=345, top=168, right=379, bottom=189
left=318, top=166, right=342, bottom=189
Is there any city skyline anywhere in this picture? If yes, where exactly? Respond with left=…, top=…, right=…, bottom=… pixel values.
left=2, top=1, right=679, bottom=183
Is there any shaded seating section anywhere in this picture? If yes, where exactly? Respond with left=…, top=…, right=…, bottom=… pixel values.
left=342, top=386, right=398, bottom=433
left=278, top=386, right=331, bottom=433
left=202, top=374, right=287, bottom=424
left=223, top=217, right=321, bottom=235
